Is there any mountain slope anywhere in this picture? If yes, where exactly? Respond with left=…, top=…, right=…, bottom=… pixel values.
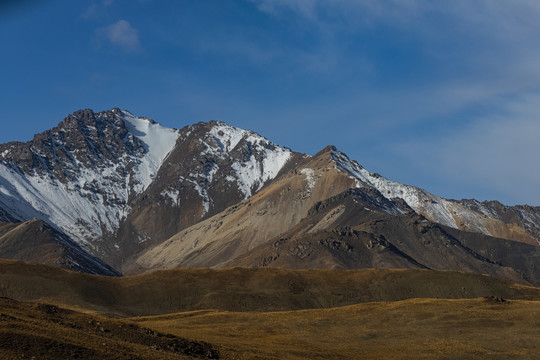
left=331, top=148, right=540, bottom=245
left=124, top=146, right=406, bottom=273
left=111, top=121, right=301, bottom=268
left=227, top=196, right=540, bottom=285
left=0, top=220, right=120, bottom=276
left=129, top=145, right=540, bottom=285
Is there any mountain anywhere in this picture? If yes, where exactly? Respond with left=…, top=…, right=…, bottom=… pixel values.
left=330, top=147, right=540, bottom=246
left=0, top=108, right=178, bottom=252
left=0, top=108, right=539, bottom=281
left=0, top=109, right=298, bottom=271
left=110, top=120, right=301, bottom=268
left=124, top=146, right=407, bottom=272
left=127, top=145, right=540, bottom=285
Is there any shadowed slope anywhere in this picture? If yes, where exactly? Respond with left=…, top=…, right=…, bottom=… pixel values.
left=0, top=260, right=539, bottom=317
left=226, top=193, right=540, bottom=285
left=0, top=220, right=120, bottom=276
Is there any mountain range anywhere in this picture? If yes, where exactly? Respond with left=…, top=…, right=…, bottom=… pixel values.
left=1, top=108, right=539, bottom=284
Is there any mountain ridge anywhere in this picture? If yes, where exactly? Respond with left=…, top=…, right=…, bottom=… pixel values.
left=0, top=108, right=538, bottom=279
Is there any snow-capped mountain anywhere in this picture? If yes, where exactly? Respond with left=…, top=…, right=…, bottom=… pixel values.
left=0, top=108, right=178, bottom=248
left=128, top=144, right=540, bottom=285
left=0, top=109, right=299, bottom=269
left=110, top=120, right=300, bottom=267
left=0, top=108, right=539, bottom=278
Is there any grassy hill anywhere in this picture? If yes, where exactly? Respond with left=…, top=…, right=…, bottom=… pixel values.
left=1, top=259, right=539, bottom=316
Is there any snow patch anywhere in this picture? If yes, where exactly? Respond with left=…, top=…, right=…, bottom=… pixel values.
left=300, top=168, right=316, bottom=193
left=231, top=145, right=291, bottom=199
left=208, top=123, right=247, bottom=154
left=122, top=111, right=180, bottom=193
left=0, top=185, right=11, bottom=197
left=161, top=189, right=181, bottom=206
left=201, top=121, right=292, bottom=199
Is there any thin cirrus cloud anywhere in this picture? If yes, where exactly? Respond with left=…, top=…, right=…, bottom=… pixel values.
left=96, top=20, right=141, bottom=52
left=82, top=0, right=114, bottom=19
left=248, top=0, right=540, bottom=205
left=400, top=92, right=540, bottom=205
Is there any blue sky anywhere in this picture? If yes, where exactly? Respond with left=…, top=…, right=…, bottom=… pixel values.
left=1, top=0, right=540, bottom=205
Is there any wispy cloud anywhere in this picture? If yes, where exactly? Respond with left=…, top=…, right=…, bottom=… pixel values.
left=96, top=20, right=141, bottom=52
left=396, top=92, right=540, bottom=205
left=247, top=0, right=540, bottom=205
left=82, top=0, right=114, bottom=19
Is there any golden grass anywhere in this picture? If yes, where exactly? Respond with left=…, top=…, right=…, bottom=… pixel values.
left=135, top=298, right=540, bottom=360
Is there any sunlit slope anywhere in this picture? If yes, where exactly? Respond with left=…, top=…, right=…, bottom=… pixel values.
left=136, top=298, right=540, bottom=360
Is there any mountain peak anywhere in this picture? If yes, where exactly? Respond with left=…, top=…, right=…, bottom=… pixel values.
left=0, top=109, right=180, bottom=247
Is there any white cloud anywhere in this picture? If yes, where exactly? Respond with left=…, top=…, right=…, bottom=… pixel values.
left=97, top=20, right=141, bottom=52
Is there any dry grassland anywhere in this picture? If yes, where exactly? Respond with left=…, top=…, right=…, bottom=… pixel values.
left=1, top=260, right=540, bottom=359
left=136, top=298, right=540, bottom=360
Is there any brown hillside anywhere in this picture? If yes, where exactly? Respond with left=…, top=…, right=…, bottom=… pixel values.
left=0, top=297, right=219, bottom=360
left=0, top=220, right=119, bottom=276
left=1, top=259, right=539, bottom=317
left=124, top=147, right=374, bottom=274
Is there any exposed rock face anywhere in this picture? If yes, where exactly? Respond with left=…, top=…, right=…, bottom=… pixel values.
left=0, top=108, right=179, bottom=251
left=0, top=108, right=144, bottom=181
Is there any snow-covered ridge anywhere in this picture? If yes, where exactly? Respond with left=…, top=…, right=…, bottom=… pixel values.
left=330, top=148, right=540, bottom=242
left=196, top=121, right=292, bottom=201
left=122, top=111, right=180, bottom=193
left=331, top=148, right=459, bottom=228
